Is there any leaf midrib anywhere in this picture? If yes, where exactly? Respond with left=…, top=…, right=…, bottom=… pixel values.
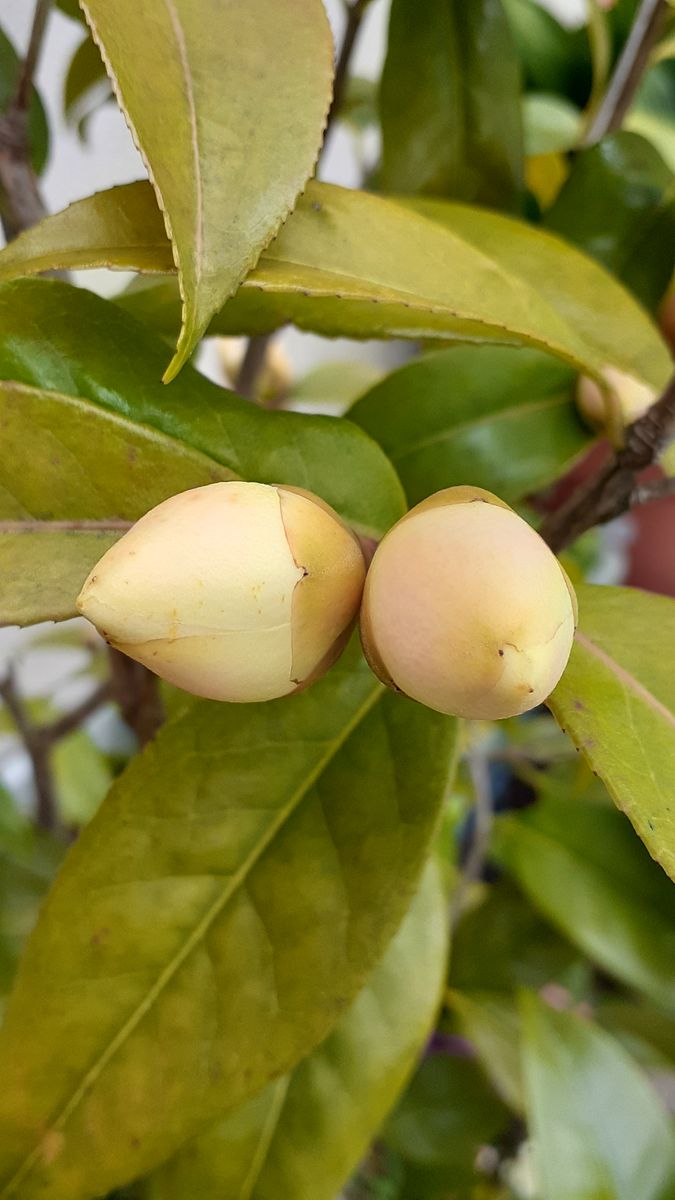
left=0, top=681, right=384, bottom=1198
left=574, top=630, right=675, bottom=731
left=389, top=392, right=574, bottom=463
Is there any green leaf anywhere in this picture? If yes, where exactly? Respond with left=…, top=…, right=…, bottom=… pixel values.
left=63, top=33, right=111, bottom=140
left=142, top=862, right=449, bottom=1200
left=450, top=880, right=582, bottom=994
left=5, top=181, right=668, bottom=386
left=79, top=0, right=334, bottom=379
left=0, top=648, right=457, bottom=1199
left=502, top=0, right=592, bottom=106
left=384, top=1049, right=510, bottom=1177
left=379, top=0, right=523, bottom=208
left=0, top=28, right=49, bottom=175
left=523, top=92, right=582, bottom=156
left=521, top=991, right=675, bottom=1200
left=546, top=132, right=675, bottom=311
left=0, top=793, right=62, bottom=1002
left=52, top=731, right=113, bottom=827
left=350, top=345, right=589, bottom=506
left=0, top=282, right=404, bottom=625
left=550, top=584, right=675, bottom=882
left=495, top=792, right=675, bottom=1012
left=449, top=991, right=523, bottom=1112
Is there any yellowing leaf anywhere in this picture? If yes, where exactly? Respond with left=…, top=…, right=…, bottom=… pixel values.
left=550, top=585, right=675, bottom=881
left=79, top=0, right=334, bottom=379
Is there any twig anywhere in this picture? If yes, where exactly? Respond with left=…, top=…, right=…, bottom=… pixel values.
left=0, top=667, right=56, bottom=831
left=0, top=0, right=51, bottom=240
left=43, top=681, right=113, bottom=742
left=107, top=648, right=164, bottom=747
left=630, top=474, right=675, bottom=507
left=450, top=739, right=494, bottom=931
left=583, top=0, right=669, bottom=145
left=235, top=0, right=373, bottom=402
left=540, top=374, right=675, bottom=552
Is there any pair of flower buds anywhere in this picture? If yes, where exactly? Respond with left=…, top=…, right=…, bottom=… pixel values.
left=77, top=480, right=577, bottom=721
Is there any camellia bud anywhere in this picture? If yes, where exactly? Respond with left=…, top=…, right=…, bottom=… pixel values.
left=77, top=481, right=366, bottom=702
left=360, top=486, right=577, bottom=720
left=576, top=366, right=656, bottom=444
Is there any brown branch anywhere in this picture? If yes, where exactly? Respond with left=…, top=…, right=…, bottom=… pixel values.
left=107, top=648, right=164, bottom=748
left=630, top=475, right=675, bottom=507
left=43, top=681, right=113, bottom=742
left=583, top=0, right=669, bottom=144
left=0, top=667, right=56, bottom=831
left=540, top=374, right=675, bottom=552
left=0, top=0, right=51, bottom=241
left=235, top=333, right=273, bottom=400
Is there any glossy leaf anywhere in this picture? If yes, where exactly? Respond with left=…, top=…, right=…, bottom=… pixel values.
left=0, top=279, right=404, bottom=534
left=546, top=132, right=675, bottom=311
left=495, top=792, right=675, bottom=1011
left=142, top=862, right=448, bottom=1200
left=80, top=0, right=334, bottom=379
left=521, top=991, right=675, bottom=1200
left=350, top=345, right=589, bottom=506
left=0, top=29, right=49, bottom=175
left=0, top=646, right=458, bottom=1199
left=550, top=585, right=675, bottom=881
left=379, top=0, right=523, bottom=208
left=6, top=180, right=667, bottom=386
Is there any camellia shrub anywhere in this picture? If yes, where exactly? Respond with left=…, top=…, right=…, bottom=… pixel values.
left=0, top=1, right=675, bottom=1198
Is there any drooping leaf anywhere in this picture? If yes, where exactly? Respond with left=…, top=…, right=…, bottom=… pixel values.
left=142, top=861, right=448, bottom=1200
left=0, top=281, right=404, bottom=626
left=350, top=345, right=589, bottom=506
left=79, top=0, right=334, bottom=379
left=550, top=585, right=675, bottom=881
left=0, top=646, right=458, bottom=1199
left=63, top=33, right=112, bottom=140
left=2, top=182, right=668, bottom=387
left=521, top=991, right=675, bottom=1200
left=546, top=132, right=675, bottom=311
left=379, top=0, right=524, bottom=209
left=495, top=792, right=675, bottom=1012
left=0, top=29, right=49, bottom=175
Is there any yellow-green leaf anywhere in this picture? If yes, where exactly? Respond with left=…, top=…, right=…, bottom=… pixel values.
left=0, top=648, right=457, bottom=1199
left=550, top=585, right=675, bottom=881
left=79, top=0, right=334, bottom=379
left=1, top=181, right=669, bottom=386
left=142, top=862, right=448, bottom=1200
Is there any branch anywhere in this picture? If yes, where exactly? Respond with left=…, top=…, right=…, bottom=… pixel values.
left=583, top=0, right=669, bottom=144
left=540, top=374, right=675, bottom=552
left=0, top=0, right=51, bottom=241
left=43, top=681, right=113, bottom=742
left=107, top=648, right=164, bottom=747
left=0, top=667, right=56, bottom=831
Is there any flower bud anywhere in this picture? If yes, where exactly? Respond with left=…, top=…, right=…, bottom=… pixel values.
left=577, top=366, right=656, bottom=444
left=360, top=486, right=577, bottom=720
left=77, top=481, right=366, bottom=702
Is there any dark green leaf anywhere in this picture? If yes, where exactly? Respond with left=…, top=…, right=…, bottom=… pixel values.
left=0, top=792, right=62, bottom=1002
left=550, top=585, right=675, bottom=881
left=350, top=345, right=589, bottom=506
left=0, top=648, right=458, bottom=1198
left=495, top=792, right=675, bottom=1011
left=80, top=0, right=334, bottom=379
left=379, top=0, right=523, bottom=208
left=0, top=29, right=49, bottom=175
left=142, top=862, right=448, bottom=1200
left=521, top=991, right=675, bottom=1200
left=546, top=132, right=675, bottom=311
left=502, top=0, right=592, bottom=107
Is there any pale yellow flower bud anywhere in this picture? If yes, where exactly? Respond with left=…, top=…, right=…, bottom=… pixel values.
left=77, top=482, right=366, bottom=702
left=360, top=486, right=577, bottom=720
left=577, top=366, right=656, bottom=445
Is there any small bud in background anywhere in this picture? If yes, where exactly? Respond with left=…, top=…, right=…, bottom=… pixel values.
left=77, top=482, right=366, bottom=703
left=360, top=486, right=577, bottom=720
left=576, top=366, right=656, bottom=444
